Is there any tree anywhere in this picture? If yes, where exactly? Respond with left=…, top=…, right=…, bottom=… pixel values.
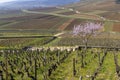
left=73, top=22, right=103, bottom=49
left=73, top=22, right=103, bottom=67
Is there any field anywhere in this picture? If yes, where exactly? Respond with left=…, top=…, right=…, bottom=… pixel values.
left=113, top=22, right=120, bottom=32
left=0, top=37, right=56, bottom=49
left=0, top=14, right=69, bottom=30
left=0, top=46, right=120, bottom=80
left=0, top=0, right=120, bottom=80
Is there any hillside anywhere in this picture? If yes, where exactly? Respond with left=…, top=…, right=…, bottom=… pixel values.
left=0, top=0, right=120, bottom=33
left=0, top=1, right=120, bottom=80
left=65, top=0, right=120, bottom=11
left=60, top=0, right=120, bottom=33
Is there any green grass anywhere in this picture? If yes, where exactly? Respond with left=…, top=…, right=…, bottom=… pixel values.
left=104, top=21, right=113, bottom=32
left=52, top=9, right=70, bottom=14
left=86, top=10, right=108, bottom=15
left=45, top=38, right=61, bottom=47
left=96, top=52, right=116, bottom=80
left=49, top=49, right=118, bottom=80
left=0, top=29, right=59, bottom=36
left=0, top=47, right=119, bottom=80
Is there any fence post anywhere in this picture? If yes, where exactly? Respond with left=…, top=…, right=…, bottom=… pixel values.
left=35, top=58, right=37, bottom=80
left=73, top=58, right=76, bottom=76
left=5, top=51, right=8, bottom=80
left=0, top=70, right=3, bottom=80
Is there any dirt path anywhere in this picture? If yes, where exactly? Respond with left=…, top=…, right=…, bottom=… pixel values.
left=58, top=19, right=74, bottom=31
left=54, top=32, right=65, bottom=37
left=21, top=9, right=106, bottom=21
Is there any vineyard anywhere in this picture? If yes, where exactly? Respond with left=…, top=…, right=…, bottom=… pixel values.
left=0, top=0, right=120, bottom=80
left=0, top=37, right=56, bottom=49
left=51, top=37, right=120, bottom=47
left=0, top=46, right=120, bottom=80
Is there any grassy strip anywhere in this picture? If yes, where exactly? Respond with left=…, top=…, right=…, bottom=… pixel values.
left=104, top=21, right=113, bottom=32
left=96, top=52, right=116, bottom=80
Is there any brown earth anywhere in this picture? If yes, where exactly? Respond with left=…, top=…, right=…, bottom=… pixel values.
left=113, top=22, right=120, bottom=32
left=100, top=12, right=120, bottom=21
left=58, top=19, right=74, bottom=31
left=65, top=19, right=102, bottom=30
